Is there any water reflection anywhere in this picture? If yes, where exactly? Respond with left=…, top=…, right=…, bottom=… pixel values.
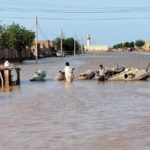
left=0, top=85, right=20, bottom=93
left=0, top=52, right=150, bottom=150
left=65, top=82, right=73, bottom=88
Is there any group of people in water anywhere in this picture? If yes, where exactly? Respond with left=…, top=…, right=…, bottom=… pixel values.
left=1, top=60, right=107, bottom=83
left=2, top=60, right=149, bottom=84
left=30, top=61, right=76, bottom=82
left=53, top=61, right=107, bottom=82
left=54, top=61, right=150, bottom=82
left=30, top=61, right=107, bottom=82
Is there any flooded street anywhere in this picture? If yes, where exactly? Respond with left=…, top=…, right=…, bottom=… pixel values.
left=0, top=52, right=150, bottom=150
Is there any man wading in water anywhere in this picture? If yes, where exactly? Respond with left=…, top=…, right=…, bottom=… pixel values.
left=64, top=62, right=75, bottom=82
left=98, top=64, right=106, bottom=81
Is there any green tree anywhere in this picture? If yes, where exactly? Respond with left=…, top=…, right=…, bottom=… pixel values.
left=63, top=37, right=74, bottom=52
left=135, top=39, right=145, bottom=49
left=0, top=25, right=3, bottom=48
left=53, top=37, right=61, bottom=50
left=123, top=42, right=130, bottom=48
left=0, top=25, right=3, bottom=61
left=113, top=43, right=123, bottom=49
left=54, top=37, right=80, bottom=54
left=7, top=23, right=35, bottom=62
left=0, top=25, right=9, bottom=60
left=129, top=42, right=134, bottom=48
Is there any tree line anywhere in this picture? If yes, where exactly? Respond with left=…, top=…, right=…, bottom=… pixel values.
left=0, top=23, right=35, bottom=62
left=1, top=23, right=146, bottom=63
left=113, top=40, right=145, bottom=51
left=0, top=23, right=83, bottom=63
left=54, top=37, right=82, bottom=55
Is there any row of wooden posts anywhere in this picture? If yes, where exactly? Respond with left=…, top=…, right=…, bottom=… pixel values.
left=0, top=66, right=20, bottom=86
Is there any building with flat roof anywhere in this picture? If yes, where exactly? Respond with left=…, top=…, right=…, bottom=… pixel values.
left=85, top=34, right=109, bottom=52
left=143, top=41, right=150, bottom=52
left=31, top=40, right=55, bottom=57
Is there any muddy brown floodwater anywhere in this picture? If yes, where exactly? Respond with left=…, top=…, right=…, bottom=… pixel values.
left=0, top=52, right=150, bottom=150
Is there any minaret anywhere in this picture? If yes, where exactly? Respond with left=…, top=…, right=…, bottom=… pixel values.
left=86, top=34, right=91, bottom=47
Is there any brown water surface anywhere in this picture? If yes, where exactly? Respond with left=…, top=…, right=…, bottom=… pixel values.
left=0, top=52, right=150, bottom=150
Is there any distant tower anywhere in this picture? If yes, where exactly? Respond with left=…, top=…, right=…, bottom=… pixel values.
left=86, top=34, right=91, bottom=47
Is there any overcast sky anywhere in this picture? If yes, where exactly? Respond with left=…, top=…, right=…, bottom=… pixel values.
left=1, top=0, right=150, bottom=46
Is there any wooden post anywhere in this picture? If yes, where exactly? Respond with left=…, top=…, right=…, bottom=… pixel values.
left=16, top=68, right=20, bottom=85
left=0, top=71, right=4, bottom=86
left=0, top=67, right=21, bottom=86
left=4, top=69, right=10, bottom=86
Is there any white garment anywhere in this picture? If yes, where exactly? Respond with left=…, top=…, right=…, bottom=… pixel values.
left=64, top=66, right=73, bottom=82
left=99, top=68, right=105, bottom=76
left=4, top=61, right=10, bottom=67
left=11, top=68, right=17, bottom=82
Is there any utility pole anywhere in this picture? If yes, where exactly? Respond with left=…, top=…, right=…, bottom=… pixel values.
left=80, top=36, right=84, bottom=54
left=60, top=30, right=63, bottom=53
left=35, top=16, right=38, bottom=63
left=74, top=33, right=76, bottom=56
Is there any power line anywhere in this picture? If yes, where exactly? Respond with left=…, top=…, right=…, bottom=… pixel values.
left=1, top=7, right=150, bottom=14
left=1, top=16, right=150, bottom=21
left=1, top=0, right=150, bottom=13
left=1, top=0, right=150, bottom=11
left=38, top=22, right=49, bottom=39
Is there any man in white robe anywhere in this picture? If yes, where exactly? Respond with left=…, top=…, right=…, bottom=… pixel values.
left=64, top=62, right=74, bottom=82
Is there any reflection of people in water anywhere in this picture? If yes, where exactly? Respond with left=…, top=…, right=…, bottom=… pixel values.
left=63, top=62, right=74, bottom=82
left=65, top=81, right=73, bottom=88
